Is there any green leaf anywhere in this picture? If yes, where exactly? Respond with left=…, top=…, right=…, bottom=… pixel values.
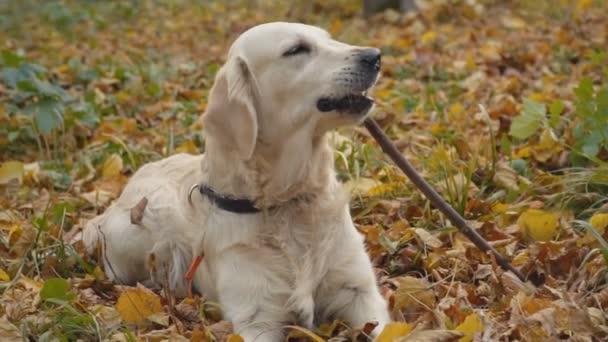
left=34, top=98, right=64, bottom=134
left=1, top=50, right=23, bottom=67
left=597, top=87, right=608, bottom=117
left=509, top=99, right=546, bottom=140
left=41, top=278, right=70, bottom=301
left=500, top=134, right=512, bottom=156
left=581, top=130, right=602, bottom=157
left=16, top=79, right=38, bottom=92
left=549, top=100, right=564, bottom=128
left=574, top=77, right=594, bottom=102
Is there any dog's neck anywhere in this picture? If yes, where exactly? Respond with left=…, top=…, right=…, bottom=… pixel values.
left=203, top=132, right=334, bottom=207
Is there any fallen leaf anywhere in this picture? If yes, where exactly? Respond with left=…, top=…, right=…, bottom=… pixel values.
left=210, top=320, right=234, bottom=341
left=285, top=325, right=325, bottom=342
left=102, top=153, right=124, bottom=179
left=345, top=177, right=381, bottom=195
left=398, top=329, right=464, bottom=342
left=0, top=316, right=22, bottom=342
left=0, top=161, right=24, bottom=185
left=518, top=209, right=559, bottom=241
left=578, top=213, right=608, bottom=246
left=227, top=334, right=245, bottom=342
left=414, top=228, right=443, bottom=248
left=376, top=322, right=413, bottom=342
left=175, top=140, right=199, bottom=154
left=115, top=285, right=163, bottom=324
left=0, top=268, right=9, bottom=281
left=393, top=276, right=436, bottom=315
left=454, top=313, right=483, bottom=342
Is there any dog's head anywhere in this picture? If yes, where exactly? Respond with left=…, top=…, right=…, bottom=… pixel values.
left=202, top=22, right=380, bottom=160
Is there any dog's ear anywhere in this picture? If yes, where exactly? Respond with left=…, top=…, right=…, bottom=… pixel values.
left=202, top=56, right=258, bottom=160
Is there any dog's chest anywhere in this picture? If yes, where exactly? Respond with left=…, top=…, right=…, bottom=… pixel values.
left=202, top=208, right=319, bottom=259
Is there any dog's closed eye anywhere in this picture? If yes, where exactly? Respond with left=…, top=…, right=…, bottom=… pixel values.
left=282, top=42, right=311, bottom=57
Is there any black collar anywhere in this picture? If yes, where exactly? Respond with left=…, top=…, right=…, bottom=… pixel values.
left=198, top=184, right=262, bottom=214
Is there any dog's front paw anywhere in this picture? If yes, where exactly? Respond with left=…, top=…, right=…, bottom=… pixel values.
left=288, top=294, right=314, bottom=329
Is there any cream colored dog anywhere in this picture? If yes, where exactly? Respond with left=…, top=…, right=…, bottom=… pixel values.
left=84, top=22, right=390, bottom=341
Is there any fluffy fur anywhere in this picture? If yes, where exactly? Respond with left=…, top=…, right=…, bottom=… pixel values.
left=83, top=22, right=390, bottom=341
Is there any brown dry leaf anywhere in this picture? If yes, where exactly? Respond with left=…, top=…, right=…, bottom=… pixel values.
left=80, top=189, right=115, bottom=207
left=209, top=320, right=234, bottom=341
left=174, top=302, right=201, bottom=323
left=140, top=325, right=189, bottom=341
left=115, top=285, right=163, bottom=324
left=393, top=276, right=436, bottom=315
left=414, top=228, right=443, bottom=248
left=0, top=316, right=22, bottom=342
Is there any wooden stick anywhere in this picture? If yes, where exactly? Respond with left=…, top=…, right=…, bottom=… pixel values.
left=363, top=118, right=529, bottom=284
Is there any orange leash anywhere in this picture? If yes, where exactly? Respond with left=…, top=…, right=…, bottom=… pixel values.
left=185, top=254, right=204, bottom=297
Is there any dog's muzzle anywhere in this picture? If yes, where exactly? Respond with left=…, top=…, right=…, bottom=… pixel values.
left=317, top=48, right=381, bottom=115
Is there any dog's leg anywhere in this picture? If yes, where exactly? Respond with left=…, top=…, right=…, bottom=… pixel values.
left=318, top=238, right=391, bottom=339
left=215, top=245, right=293, bottom=342
left=147, top=240, right=192, bottom=298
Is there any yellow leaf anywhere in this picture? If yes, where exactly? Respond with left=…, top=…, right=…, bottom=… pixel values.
left=421, top=31, right=437, bottom=44
left=285, top=326, right=325, bottom=342
left=329, top=19, right=343, bottom=35
left=175, top=140, right=199, bottom=155
left=376, top=322, right=413, bottom=342
left=480, top=44, right=501, bottom=61
left=454, top=313, right=483, bottom=342
left=578, top=213, right=608, bottom=246
left=345, top=177, right=381, bottom=196
left=374, top=88, right=393, bottom=100
left=590, top=213, right=608, bottom=231
left=512, top=146, right=532, bottom=159
left=115, top=285, right=163, bottom=324
left=531, top=129, right=562, bottom=162
left=448, top=102, right=465, bottom=120
left=8, top=225, right=23, bottom=246
left=576, top=0, right=593, bottom=11
left=518, top=209, right=559, bottom=241
left=0, top=161, right=24, bottom=185
left=102, top=154, right=123, bottom=179
left=0, top=268, right=9, bottom=281
left=226, top=335, right=244, bottom=342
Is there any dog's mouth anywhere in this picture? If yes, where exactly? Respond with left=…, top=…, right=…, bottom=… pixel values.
left=316, top=90, right=374, bottom=115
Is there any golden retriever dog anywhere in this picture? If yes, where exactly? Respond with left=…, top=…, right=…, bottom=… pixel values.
left=83, top=22, right=390, bottom=341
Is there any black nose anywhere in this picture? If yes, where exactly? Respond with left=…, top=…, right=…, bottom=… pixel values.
left=358, top=48, right=381, bottom=72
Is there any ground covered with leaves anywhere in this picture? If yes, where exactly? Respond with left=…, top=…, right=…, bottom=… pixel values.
left=1, top=0, right=608, bottom=341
